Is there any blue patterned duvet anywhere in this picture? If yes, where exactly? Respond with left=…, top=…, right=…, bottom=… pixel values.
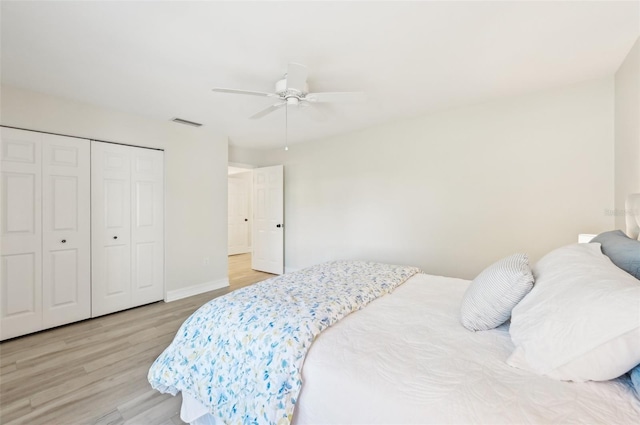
left=148, top=261, right=420, bottom=425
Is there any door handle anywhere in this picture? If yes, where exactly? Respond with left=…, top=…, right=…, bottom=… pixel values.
left=113, top=236, right=118, bottom=240
left=61, top=239, right=67, bottom=244
left=276, top=224, right=281, bottom=228
left=244, top=218, right=248, bottom=222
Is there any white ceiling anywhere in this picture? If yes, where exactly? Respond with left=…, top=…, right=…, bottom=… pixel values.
left=2, top=1, right=638, bottom=149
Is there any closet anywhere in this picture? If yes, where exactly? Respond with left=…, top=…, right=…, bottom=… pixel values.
left=0, top=128, right=164, bottom=340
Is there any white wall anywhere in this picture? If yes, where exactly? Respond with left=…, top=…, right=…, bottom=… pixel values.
left=614, top=37, right=640, bottom=230
left=229, top=144, right=277, bottom=168
left=265, top=78, right=615, bottom=279
left=0, top=85, right=229, bottom=295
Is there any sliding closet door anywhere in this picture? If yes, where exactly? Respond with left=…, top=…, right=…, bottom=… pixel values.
left=41, top=135, right=90, bottom=327
left=0, top=128, right=43, bottom=339
left=92, top=142, right=132, bottom=317
left=130, top=147, right=164, bottom=307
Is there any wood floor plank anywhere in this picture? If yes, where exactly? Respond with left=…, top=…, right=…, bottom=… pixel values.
left=9, top=363, right=152, bottom=425
left=30, top=348, right=149, bottom=408
left=122, top=393, right=182, bottom=425
left=171, top=414, right=185, bottom=425
left=16, top=339, right=130, bottom=373
left=0, top=320, right=103, bottom=358
left=0, top=398, right=32, bottom=424
left=91, top=409, right=124, bottom=425
left=0, top=254, right=272, bottom=425
left=0, top=340, right=68, bottom=368
left=0, top=362, right=16, bottom=374
left=117, top=389, right=176, bottom=422
left=83, top=333, right=173, bottom=374
left=1, top=366, right=87, bottom=407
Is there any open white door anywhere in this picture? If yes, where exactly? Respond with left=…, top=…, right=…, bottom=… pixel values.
left=252, top=165, right=283, bottom=274
left=228, top=174, right=251, bottom=255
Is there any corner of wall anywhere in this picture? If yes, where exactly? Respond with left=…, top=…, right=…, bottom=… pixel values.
left=165, top=278, right=230, bottom=302
left=614, top=37, right=640, bottom=230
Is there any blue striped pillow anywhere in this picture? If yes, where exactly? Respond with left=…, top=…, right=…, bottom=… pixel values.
left=630, top=364, right=640, bottom=399
left=461, top=253, right=534, bottom=331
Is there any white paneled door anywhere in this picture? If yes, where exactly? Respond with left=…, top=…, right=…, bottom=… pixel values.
left=130, top=147, right=164, bottom=307
left=228, top=175, right=251, bottom=255
left=252, top=165, right=284, bottom=275
left=1, top=128, right=43, bottom=339
left=42, top=134, right=91, bottom=328
left=1, top=128, right=91, bottom=340
left=92, top=142, right=132, bottom=317
left=92, top=141, right=163, bottom=317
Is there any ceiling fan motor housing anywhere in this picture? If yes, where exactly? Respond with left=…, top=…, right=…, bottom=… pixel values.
left=276, top=78, right=308, bottom=97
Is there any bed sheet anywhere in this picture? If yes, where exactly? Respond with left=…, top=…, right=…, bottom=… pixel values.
left=184, top=274, right=640, bottom=424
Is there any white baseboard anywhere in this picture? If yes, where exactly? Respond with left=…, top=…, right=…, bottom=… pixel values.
left=165, top=278, right=230, bottom=302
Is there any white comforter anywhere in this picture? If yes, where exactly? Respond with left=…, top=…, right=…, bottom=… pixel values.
left=293, top=274, right=640, bottom=424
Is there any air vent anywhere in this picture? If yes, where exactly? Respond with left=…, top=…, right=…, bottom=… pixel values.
left=171, top=118, right=203, bottom=127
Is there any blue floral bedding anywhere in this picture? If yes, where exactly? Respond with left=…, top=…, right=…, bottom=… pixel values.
left=148, top=260, right=420, bottom=425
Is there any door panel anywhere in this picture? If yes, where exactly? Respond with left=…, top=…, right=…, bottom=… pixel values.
left=130, top=147, right=163, bottom=307
left=92, top=142, right=132, bottom=317
left=51, top=176, right=78, bottom=230
left=2, top=253, right=37, bottom=316
left=3, top=173, right=36, bottom=233
left=252, top=165, right=283, bottom=275
left=0, top=128, right=42, bottom=340
left=105, top=245, right=129, bottom=295
left=135, top=242, right=155, bottom=289
left=42, top=134, right=90, bottom=327
left=135, top=181, right=154, bottom=227
left=50, top=249, right=78, bottom=306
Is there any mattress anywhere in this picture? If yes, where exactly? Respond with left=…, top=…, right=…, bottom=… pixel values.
left=184, top=273, right=640, bottom=424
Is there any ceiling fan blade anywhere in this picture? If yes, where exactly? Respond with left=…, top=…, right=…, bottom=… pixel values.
left=212, top=88, right=275, bottom=97
left=286, top=63, right=308, bottom=92
left=305, top=92, right=367, bottom=103
left=249, top=102, right=286, bottom=120
left=303, top=103, right=328, bottom=122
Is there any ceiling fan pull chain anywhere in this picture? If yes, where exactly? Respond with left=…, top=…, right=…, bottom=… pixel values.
left=285, top=101, right=289, bottom=151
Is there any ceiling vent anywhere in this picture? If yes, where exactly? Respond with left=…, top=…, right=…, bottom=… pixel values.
left=171, top=117, right=203, bottom=127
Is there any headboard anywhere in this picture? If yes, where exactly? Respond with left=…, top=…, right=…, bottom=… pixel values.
left=626, top=193, right=640, bottom=240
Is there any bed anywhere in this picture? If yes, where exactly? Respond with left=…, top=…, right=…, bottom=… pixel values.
left=149, top=196, right=640, bottom=424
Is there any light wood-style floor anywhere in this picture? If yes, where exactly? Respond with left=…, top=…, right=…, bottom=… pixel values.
left=0, top=253, right=274, bottom=425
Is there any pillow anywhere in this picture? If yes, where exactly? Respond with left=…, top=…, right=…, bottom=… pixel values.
left=460, top=253, right=534, bottom=331
left=590, top=230, right=640, bottom=279
left=508, top=243, right=640, bottom=382
left=630, top=364, right=640, bottom=399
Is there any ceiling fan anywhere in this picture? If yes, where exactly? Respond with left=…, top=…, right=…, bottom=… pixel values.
left=212, top=63, right=366, bottom=120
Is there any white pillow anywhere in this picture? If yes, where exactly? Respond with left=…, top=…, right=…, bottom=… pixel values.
left=508, top=243, right=640, bottom=382
left=460, top=253, right=534, bottom=331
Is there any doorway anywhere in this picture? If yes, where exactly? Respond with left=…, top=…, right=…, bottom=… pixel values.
left=228, top=166, right=252, bottom=255
left=227, top=163, right=284, bottom=285
left=227, top=165, right=276, bottom=288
